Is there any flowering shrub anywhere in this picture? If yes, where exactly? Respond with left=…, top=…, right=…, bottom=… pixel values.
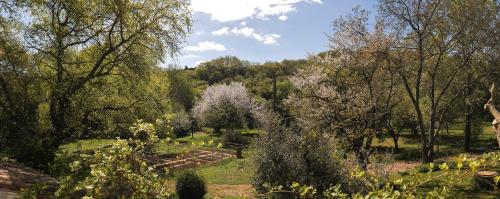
left=55, top=120, right=172, bottom=198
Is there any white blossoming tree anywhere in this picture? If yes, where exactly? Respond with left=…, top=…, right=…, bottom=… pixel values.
left=192, top=82, right=257, bottom=137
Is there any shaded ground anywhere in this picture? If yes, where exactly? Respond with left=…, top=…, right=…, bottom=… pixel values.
left=0, top=161, right=58, bottom=198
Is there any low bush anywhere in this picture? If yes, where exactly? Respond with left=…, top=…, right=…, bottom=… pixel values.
left=175, top=171, right=207, bottom=199
left=252, top=110, right=366, bottom=195
left=222, top=130, right=244, bottom=144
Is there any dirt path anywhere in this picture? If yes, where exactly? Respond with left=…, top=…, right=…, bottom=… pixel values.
left=383, top=161, right=419, bottom=173
left=0, top=162, right=58, bottom=198
left=207, top=184, right=254, bottom=198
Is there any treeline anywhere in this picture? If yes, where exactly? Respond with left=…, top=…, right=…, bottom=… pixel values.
left=169, top=56, right=307, bottom=116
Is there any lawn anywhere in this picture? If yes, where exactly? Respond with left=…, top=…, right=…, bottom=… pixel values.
left=170, top=147, right=254, bottom=185
left=58, top=138, right=116, bottom=154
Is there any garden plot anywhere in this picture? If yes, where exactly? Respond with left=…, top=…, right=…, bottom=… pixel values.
left=151, top=149, right=236, bottom=170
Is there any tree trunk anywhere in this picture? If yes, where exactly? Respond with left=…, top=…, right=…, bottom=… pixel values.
left=49, top=93, right=70, bottom=149
left=392, top=135, right=399, bottom=153
left=464, top=113, right=473, bottom=152
left=387, top=126, right=399, bottom=153
left=415, top=105, right=432, bottom=163
left=464, top=64, right=473, bottom=152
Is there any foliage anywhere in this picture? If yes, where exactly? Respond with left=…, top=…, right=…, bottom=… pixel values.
left=262, top=152, right=500, bottom=198
left=190, top=56, right=305, bottom=116
left=252, top=110, right=366, bottom=195
left=378, top=0, right=499, bottom=162
left=168, top=68, right=197, bottom=111
left=0, top=0, right=192, bottom=169
left=55, top=120, right=171, bottom=198
left=221, top=130, right=245, bottom=144
left=175, top=171, right=207, bottom=199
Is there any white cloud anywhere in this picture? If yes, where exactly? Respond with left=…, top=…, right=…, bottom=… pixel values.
left=211, top=27, right=230, bottom=35
left=278, top=15, right=288, bottom=21
left=262, top=34, right=281, bottom=44
left=309, top=0, right=322, bottom=3
left=185, top=41, right=227, bottom=52
left=240, top=21, right=247, bottom=26
left=183, top=54, right=200, bottom=58
left=190, top=0, right=322, bottom=22
left=218, top=26, right=280, bottom=45
left=231, top=27, right=255, bottom=37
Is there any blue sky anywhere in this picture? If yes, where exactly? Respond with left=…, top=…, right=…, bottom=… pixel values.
left=172, top=0, right=378, bottom=68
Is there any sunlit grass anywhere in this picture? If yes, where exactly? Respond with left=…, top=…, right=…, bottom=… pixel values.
left=59, top=139, right=115, bottom=154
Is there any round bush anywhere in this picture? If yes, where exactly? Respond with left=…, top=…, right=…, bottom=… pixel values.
left=175, top=171, right=207, bottom=199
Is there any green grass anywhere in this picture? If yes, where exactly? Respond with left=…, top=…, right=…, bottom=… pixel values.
left=58, top=139, right=115, bottom=154
left=197, top=157, right=253, bottom=185
left=58, top=132, right=224, bottom=156
left=171, top=148, right=255, bottom=185
left=371, top=122, right=499, bottom=161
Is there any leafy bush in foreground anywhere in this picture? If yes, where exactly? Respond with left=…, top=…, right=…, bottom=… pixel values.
left=260, top=152, right=500, bottom=198
left=55, top=120, right=171, bottom=198
left=175, top=171, right=207, bottom=199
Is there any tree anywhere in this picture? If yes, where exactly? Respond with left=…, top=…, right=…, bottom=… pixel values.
left=379, top=0, right=472, bottom=162
left=0, top=16, right=52, bottom=169
left=192, top=82, right=256, bottom=135
left=287, top=8, right=395, bottom=170
left=19, top=0, right=191, bottom=148
left=167, top=68, right=196, bottom=111
left=447, top=0, right=498, bottom=152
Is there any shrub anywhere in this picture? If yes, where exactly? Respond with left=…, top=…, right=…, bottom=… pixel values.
left=175, top=171, right=207, bottom=199
left=172, top=110, right=192, bottom=137
left=55, top=120, right=171, bottom=198
left=222, top=130, right=244, bottom=144
left=252, top=110, right=366, bottom=195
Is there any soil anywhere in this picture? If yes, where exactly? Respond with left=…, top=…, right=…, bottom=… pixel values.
left=0, top=161, right=58, bottom=198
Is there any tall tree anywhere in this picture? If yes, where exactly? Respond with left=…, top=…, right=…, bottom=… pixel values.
left=288, top=8, right=396, bottom=169
left=19, top=0, right=191, bottom=147
left=447, top=0, right=498, bottom=152
left=380, top=0, right=465, bottom=162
